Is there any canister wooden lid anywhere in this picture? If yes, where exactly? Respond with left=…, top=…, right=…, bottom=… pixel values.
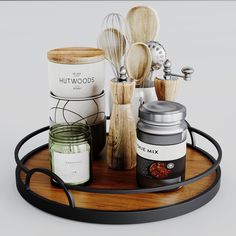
left=47, top=47, right=104, bottom=64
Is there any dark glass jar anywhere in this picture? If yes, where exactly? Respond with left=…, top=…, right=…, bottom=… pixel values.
left=136, top=101, right=187, bottom=190
left=49, top=123, right=92, bottom=186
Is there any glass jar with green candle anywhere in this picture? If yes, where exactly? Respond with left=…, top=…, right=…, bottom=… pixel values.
left=49, top=123, right=92, bottom=186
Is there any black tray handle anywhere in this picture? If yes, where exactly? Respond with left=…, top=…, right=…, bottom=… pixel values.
left=186, top=120, right=196, bottom=147
left=15, top=126, right=49, bottom=174
left=24, top=167, right=75, bottom=208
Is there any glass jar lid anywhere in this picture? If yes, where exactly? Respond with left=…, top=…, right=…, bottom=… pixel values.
left=139, top=101, right=186, bottom=124
left=49, top=123, right=91, bottom=144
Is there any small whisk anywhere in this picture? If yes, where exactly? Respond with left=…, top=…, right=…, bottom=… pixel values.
left=98, top=13, right=130, bottom=80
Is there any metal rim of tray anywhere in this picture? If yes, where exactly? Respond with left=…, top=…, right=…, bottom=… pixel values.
left=15, top=123, right=222, bottom=224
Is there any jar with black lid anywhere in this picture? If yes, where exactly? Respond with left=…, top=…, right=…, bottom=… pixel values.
left=137, top=101, right=187, bottom=189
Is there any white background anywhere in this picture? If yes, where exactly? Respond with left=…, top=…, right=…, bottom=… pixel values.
left=1, top=1, right=235, bottom=235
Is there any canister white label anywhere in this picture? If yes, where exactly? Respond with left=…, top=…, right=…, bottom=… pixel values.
left=52, top=151, right=90, bottom=184
left=48, top=60, right=104, bottom=98
left=137, top=139, right=186, bottom=161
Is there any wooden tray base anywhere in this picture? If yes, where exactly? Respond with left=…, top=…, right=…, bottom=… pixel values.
left=15, top=126, right=221, bottom=224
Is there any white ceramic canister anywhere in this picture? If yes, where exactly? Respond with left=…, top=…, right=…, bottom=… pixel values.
left=48, top=47, right=105, bottom=98
left=49, top=91, right=105, bottom=126
left=131, top=87, right=157, bottom=123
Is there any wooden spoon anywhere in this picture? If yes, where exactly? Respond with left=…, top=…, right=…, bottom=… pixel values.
left=126, top=6, right=159, bottom=44
left=125, top=42, right=152, bottom=87
left=98, top=28, right=126, bottom=78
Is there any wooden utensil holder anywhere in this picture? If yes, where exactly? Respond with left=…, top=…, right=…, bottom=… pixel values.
left=107, top=79, right=136, bottom=170
left=154, top=78, right=180, bottom=101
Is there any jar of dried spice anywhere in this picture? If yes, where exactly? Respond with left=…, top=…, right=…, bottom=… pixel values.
left=136, top=101, right=187, bottom=189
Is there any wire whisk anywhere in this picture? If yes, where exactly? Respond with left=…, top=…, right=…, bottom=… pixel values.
left=98, top=13, right=130, bottom=79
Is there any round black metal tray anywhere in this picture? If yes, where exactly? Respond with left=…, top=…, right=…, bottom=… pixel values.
left=15, top=124, right=222, bottom=224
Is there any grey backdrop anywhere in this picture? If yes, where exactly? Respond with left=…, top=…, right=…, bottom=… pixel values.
left=0, top=1, right=235, bottom=235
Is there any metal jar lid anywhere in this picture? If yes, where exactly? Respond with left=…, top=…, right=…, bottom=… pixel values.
left=139, top=101, right=186, bottom=124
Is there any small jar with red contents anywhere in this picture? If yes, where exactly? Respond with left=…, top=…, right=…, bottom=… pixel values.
left=136, top=101, right=187, bottom=190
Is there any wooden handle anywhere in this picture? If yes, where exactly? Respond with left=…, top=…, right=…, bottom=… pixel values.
left=110, top=79, right=135, bottom=104
left=154, top=78, right=180, bottom=101
left=107, top=80, right=136, bottom=170
left=107, top=104, right=136, bottom=170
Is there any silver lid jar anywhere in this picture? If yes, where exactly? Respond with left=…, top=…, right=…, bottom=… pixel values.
left=137, top=101, right=187, bottom=189
left=139, top=101, right=186, bottom=124
left=138, top=101, right=187, bottom=138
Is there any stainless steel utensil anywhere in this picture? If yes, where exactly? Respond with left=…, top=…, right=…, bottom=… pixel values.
left=98, top=13, right=129, bottom=79
left=145, top=41, right=167, bottom=87
left=163, top=59, right=194, bottom=81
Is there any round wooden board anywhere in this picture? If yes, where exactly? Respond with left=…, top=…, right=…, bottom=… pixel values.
left=20, top=146, right=216, bottom=211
